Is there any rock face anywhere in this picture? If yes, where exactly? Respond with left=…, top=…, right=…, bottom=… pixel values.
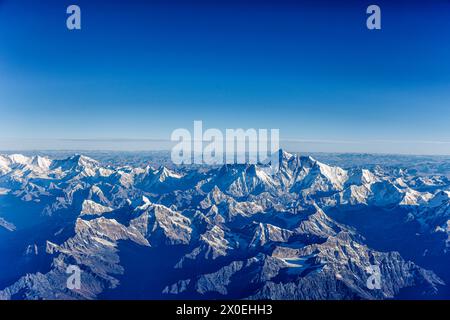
left=251, top=232, right=442, bottom=300
left=0, top=151, right=448, bottom=300
left=163, top=224, right=443, bottom=300
left=130, top=197, right=192, bottom=245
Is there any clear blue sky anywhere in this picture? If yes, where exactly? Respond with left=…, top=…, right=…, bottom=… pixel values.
left=1, top=0, right=450, bottom=154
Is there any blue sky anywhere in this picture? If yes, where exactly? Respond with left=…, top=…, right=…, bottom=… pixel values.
left=1, top=0, right=450, bottom=154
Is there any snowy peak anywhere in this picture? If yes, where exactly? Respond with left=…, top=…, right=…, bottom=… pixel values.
left=87, top=185, right=109, bottom=205
left=346, top=168, right=378, bottom=186
left=205, top=163, right=278, bottom=197
left=200, top=186, right=229, bottom=209
left=31, top=156, right=52, bottom=170
left=131, top=199, right=192, bottom=245
left=278, top=149, right=296, bottom=164
left=156, top=166, right=182, bottom=182
left=80, top=200, right=113, bottom=217
left=52, top=154, right=98, bottom=169
left=0, top=154, right=52, bottom=175
left=294, top=206, right=344, bottom=239
left=290, top=156, right=348, bottom=195
left=7, top=154, right=31, bottom=165
left=249, top=222, right=293, bottom=248
left=139, top=166, right=184, bottom=193
left=47, top=154, right=100, bottom=179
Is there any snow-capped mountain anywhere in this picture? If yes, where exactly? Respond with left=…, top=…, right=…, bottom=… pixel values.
left=0, top=151, right=449, bottom=300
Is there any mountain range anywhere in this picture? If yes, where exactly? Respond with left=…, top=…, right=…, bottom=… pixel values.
left=0, top=150, right=449, bottom=300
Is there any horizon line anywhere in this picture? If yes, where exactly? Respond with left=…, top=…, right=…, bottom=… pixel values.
left=1, top=149, right=450, bottom=158
left=2, top=138, right=450, bottom=156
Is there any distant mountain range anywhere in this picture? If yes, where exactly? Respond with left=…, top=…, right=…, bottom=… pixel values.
left=0, top=150, right=449, bottom=300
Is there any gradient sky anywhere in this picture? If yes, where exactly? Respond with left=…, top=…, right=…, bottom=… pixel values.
left=1, top=0, right=450, bottom=153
